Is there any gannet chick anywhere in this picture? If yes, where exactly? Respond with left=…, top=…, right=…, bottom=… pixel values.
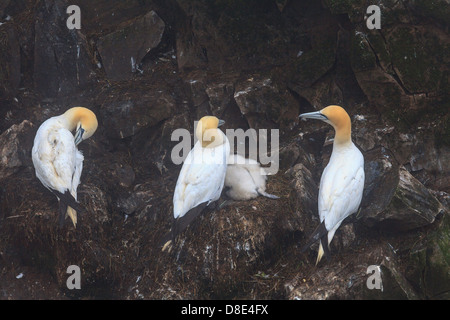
left=299, top=105, right=364, bottom=264
left=162, top=116, right=230, bottom=249
left=225, top=154, right=279, bottom=200
left=32, top=107, right=98, bottom=227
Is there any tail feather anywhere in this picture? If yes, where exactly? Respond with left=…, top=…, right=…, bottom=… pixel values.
left=316, top=242, right=324, bottom=265
left=257, top=189, right=280, bottom=199
left=315, top=236, right=330, bottom=265
left=67, top=206, right=78, bottom=228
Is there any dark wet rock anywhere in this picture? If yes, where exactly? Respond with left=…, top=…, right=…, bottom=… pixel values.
left=74, top=0, right=156, bottom=36
left=33, top=0, right=94, bottom=98
left=205, top=79, right=236, bottom=119
left=98, top=88, right=176, bottom=140
left=0, top=24, right=20, bottom=100
left=278, top=142, right=302, bottom=172
left=116, top=185, right=153, bottom=218
left=351, top=113, right=390, bottom=152
left=405, top=213, right=450, bottom=300
left=0, top=0, right=10, bottom=16
left=350, top=31, right=416, bottom=116
left=130, top=108, right=191, bottom=176
left=233, top=77, right=298, bottom=133
left=97, top=10, right=165, bottom=81
left=392, top=169, right=445, bottom=230
left=204, top=76, right=250, bottom=133
left=360, top=147, right=400, bottom=222
left=342, top=2, right=450, bottom=129
left=285, top=161, right=318, bottom=235
left=287, top=28, right=337, bottom=91
left=286, top=240, right=420, bottom=300
left=0, top=120, right=34, bottom=179
left=111, top=163, right=135, bottom=188
left=362, top=151, right=445, bottom=231
left=407, top=0, right=450, bottom=28
left=386, top=130, right=450, bottom=193
left=183, top=74, right=208, bottom=108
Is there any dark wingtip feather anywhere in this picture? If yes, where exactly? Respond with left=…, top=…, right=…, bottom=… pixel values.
left=51, top=190, right=85, bottom=227
left=58, top=200, right=68, bottom=227
left=51, top=190, right=85, bottom=213
left=300, top=221, right=328, bottom=253
left=160, top=201, right=214, bottom=248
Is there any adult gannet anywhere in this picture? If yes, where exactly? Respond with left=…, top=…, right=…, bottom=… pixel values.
left=32, top=107, right=98, bottom=227
left=162, top=116, right=230, bottom=248
left=299, top=105, right=364, bottom=264
left=225, top=154, right=279, bottom=200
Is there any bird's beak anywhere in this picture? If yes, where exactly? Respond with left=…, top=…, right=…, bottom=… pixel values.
left=74, top=126, right=85, bottom=146
left=299, top=111, right=328, bottom=121
left=218, top=119, right=225, bottom=127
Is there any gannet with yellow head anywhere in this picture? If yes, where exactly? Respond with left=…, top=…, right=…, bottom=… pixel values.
left=163, top=116, right=230, bottom=248
left=32, top=107, right=98, bottom=227
left=299, top=105, right=364, bottom=264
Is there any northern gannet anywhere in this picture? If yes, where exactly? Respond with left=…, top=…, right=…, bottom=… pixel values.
left=299, top=105, right=365, bottom=264
left=225, top=154, right=279, bottom=200
left=162, top=116, right=230, bottom=248
left=32, top=107, right=98, bottom=227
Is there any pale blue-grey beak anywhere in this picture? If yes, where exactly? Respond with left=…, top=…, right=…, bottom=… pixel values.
left=218, top=119, right=225, bottom=127
left=74, top=126, right=85, bottom=146
left=299, top=111, right=328, bottom=121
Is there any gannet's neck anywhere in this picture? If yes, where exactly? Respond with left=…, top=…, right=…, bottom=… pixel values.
left=323, top=105, right=352, bottom=147
left=63, top=107, right=85, bottom=130
left=201, top=128, right=225, bottom=148
left=195, top=116, right=225, bottom=148
left=332, top=120, right=352, bottom=147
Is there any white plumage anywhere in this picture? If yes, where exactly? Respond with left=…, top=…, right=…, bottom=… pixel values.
left=173, top=130, right=230, bottom=218
left=32, top=107, right=97, bottom=227
left=33, top=120, right=83, bottom=195
left=224, top=154, right=279, bottom=200
left=170, top=115, right=230, bottom=234
left=299, top=105, right=365, bottom=264
left=317, top=140, right=365, bottom=257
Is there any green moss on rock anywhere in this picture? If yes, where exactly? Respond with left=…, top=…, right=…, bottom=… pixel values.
left=324, top=0, right=364, bottom=14
left=289, top=32, right=337, bottom=88
left=410, top=0, right=450, bottom=27
left=350, top=32, right=377, bottom=71
left=388, top=26, right=445, bottom=94
left=407, top=214, right=450, bottom=299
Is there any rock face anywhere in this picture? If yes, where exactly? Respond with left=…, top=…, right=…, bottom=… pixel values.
left=0, top=24, right=20, bottom=100
left=233, top=77, right=299, bottom=133
left=97, top=10, right=165, bottom=81
left=0, top=120, right=34, bottom=179
left=361, top=149, right=445, bottom=231
left=0, top=0, right=448, bottom=300
left=406, top=213, right=450, bottom=300
left=33, top=0, right=94, bottom=98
